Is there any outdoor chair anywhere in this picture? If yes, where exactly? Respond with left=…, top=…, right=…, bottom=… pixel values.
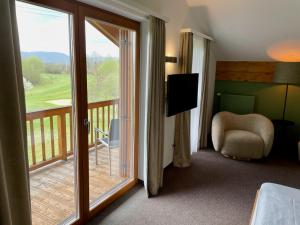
left=94, top=118, right=120, bottom=176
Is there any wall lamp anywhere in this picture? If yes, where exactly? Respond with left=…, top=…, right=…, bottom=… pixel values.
left=165, top=56, right=177, bottom=63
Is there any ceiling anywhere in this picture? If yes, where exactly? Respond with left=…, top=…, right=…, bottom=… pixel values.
left=186, top=0, right=300, bottom=61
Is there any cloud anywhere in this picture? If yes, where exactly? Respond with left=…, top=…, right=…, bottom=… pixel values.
left=16, top=1, right=119, bottom=57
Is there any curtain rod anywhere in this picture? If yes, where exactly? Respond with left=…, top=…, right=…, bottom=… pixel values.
left=80, top=0, right=169, bottom=22
left=112, top=0, right=170, bottom=22
left=181, top=28, right=214, bottom=41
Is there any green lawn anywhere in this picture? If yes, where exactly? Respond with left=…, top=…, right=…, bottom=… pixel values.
left=25, top=73, right=115, bottom=112
left=25, top=73, right=118, bottom=166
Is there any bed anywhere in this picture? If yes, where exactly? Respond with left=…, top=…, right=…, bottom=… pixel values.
left=250, top=183, right=300, bottom=225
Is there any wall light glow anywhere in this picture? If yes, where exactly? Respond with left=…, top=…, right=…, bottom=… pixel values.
left=267, top=40, right=300, bottom=62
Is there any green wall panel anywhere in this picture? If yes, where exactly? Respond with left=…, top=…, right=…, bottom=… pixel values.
left=214, top=80, right=286, bottom=119
left=220, top=94, right=255, bottom=114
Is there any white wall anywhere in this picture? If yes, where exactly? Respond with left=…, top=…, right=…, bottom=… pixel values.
left=187, top=0, right=300, bottom=61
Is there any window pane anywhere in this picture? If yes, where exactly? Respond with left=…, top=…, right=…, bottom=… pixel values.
left=16, top=1, right=79, bottom=224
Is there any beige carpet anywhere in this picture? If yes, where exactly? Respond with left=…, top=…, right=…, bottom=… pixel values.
left=88, top=150, right=300, bottom=225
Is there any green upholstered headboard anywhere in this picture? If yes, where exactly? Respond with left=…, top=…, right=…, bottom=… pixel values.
left=220, top=93, right=255, bottom=115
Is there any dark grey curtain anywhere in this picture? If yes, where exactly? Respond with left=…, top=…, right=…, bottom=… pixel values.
left=146, top=16, right=166, bottom=196
left=0, top=0, right=32, bottom=225
left=173, top=32, right=193, bottom=167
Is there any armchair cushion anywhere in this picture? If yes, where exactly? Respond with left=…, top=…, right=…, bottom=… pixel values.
left=222, top=130, right=264, bottom=159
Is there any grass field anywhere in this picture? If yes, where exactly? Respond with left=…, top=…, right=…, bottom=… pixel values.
left=25, top=73, right=117, bottom=112
left=25, top=73, right=118, bottom=166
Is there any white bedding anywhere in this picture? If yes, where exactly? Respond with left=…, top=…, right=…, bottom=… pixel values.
left=251, top=183, right=300, bottom=225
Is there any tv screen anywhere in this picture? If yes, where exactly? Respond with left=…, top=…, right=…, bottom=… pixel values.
left=166, top=73, right=199, bottom=117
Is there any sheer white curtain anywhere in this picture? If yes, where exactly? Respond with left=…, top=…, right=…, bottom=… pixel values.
left=190, top=36, right=205, bottom=153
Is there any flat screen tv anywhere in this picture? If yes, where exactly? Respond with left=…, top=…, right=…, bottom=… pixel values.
left=166, top=73, right=199, bottom=117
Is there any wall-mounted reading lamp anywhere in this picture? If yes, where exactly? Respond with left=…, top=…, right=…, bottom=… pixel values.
left=165, top=56, right=177, bottom=63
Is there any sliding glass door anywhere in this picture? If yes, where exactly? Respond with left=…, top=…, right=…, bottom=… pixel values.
left=83, top=17, right=137, bottom=208
left=77, top=5, right=139, bottom=212
left=16, top=0, right=139, bottom=224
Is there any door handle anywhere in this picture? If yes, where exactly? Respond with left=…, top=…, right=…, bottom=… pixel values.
left=84, top=119, right=90, bottom=134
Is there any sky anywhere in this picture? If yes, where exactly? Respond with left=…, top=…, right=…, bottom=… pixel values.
left=16, top=1, right=119, bottom=57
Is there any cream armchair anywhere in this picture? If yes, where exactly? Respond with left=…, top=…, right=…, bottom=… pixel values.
left=212, top=112, right=274, bottom=159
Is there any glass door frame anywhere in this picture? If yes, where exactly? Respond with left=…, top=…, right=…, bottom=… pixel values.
left=77, top=3, right=140, bottom=220
left=19, top=0, right=140, bottom=224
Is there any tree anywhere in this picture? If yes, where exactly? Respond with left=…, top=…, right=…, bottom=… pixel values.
left=44, top=63, right=69, bottom=74
left=94, top=58, right=119, bottom=101
left=22, top=56, right=44, bottom=85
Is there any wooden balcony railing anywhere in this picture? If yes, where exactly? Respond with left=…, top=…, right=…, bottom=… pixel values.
left=26, top=99, right=119, bottom=171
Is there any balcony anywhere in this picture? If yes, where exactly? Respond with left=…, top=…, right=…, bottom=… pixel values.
left=27, top=99, right=126, bottom=225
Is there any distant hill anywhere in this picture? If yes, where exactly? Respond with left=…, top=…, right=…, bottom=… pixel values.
left=21, top=51, right=70, bottom=64
left=21, top=51, right=118, bottom=65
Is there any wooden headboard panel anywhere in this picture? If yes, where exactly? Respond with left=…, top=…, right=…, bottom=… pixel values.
left=216, top=61, right=277, bottom=83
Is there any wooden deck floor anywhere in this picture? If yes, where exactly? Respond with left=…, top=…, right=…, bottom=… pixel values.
left=30, top=147, right=126, bottom=225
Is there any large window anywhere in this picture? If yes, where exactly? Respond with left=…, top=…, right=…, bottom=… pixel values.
left=16, top=1, right=140, bottom=224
